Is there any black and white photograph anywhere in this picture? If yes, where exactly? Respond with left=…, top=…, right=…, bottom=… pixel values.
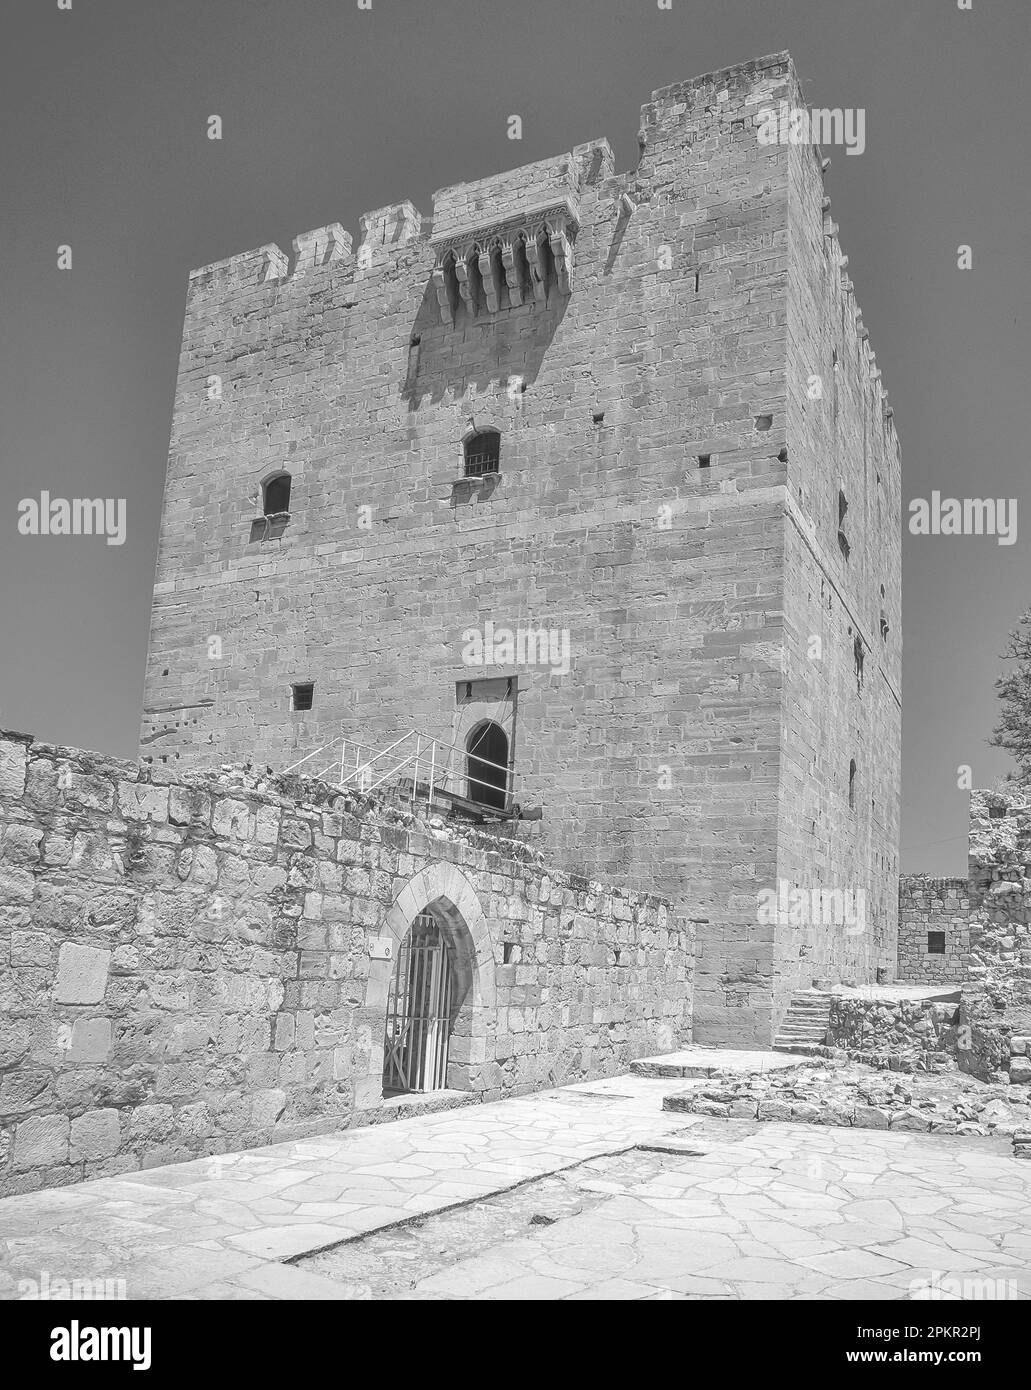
left=1, top=0, right=1029, bottom=1360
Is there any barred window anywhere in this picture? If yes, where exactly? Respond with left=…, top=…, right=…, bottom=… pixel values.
left=463, top=430, right=500, bottom=478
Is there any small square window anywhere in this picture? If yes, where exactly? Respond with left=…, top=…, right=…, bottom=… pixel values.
left=927, top=931, right=946, bottom=955
left=291, top=683, right=314, bottom=712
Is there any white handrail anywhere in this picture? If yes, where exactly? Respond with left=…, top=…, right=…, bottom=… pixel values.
left=282, top=725, right=517, bottom=811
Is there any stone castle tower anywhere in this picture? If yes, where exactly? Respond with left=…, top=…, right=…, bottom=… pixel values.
left=141, top=52, right=902, bottom=1047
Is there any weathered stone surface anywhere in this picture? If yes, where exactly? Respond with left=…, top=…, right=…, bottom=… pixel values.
left=897, top=876, right=969, bottom=984
left=0, top=868, right=35, bottom=905
left=828, top=996, right=957, bottom=1070
left=0, top=739, right=28, bottom=797
left=1, top=824, right=44, bottom=865
left=68, top=1018, right=112, bottom=1064
left=0, top=737, right=687, bottom=1197
left=69, top=1109, right=120, bottom=1161
left=251, top=1088, right=287, bottom=1129
left=118, top=782, right=169, bottom=823
left=54, top=944, right=110, bottom=1005
left=665, top=1059, right=1031, bottom=1136
left=14, top=1113, right=70, bottom=1170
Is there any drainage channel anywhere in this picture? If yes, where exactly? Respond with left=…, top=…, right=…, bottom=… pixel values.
left=293, top=1147, right=695, bottom=1297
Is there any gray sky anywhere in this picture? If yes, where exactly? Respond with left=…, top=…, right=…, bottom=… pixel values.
left=1, top=0, right=1028, bottom=874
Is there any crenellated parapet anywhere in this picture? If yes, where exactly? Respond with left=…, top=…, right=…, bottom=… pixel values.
left=186, top=202, right=427, bottom=294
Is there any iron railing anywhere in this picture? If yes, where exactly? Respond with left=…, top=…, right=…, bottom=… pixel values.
left=282, top=725, right=515, bottom=812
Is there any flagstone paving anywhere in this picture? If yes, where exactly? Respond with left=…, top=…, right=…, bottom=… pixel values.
left=1, top=1071, right=1029, bottom=1300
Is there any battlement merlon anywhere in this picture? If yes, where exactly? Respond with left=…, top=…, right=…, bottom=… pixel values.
left=640, top=49, right=794, bottom=143
left=179, top=51, right=802, bottom=294
left=177, top=43, right=897, bottom=423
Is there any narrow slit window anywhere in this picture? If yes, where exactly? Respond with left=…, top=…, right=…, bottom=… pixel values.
left=837, top=489, right=850, bottom=560
left=848, top=758, right=857, bottom=811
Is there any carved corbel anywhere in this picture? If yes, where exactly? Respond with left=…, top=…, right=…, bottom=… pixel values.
left=477, top=242, right=503, bottom=315
left=454, top=247, right=478, bottom=318
left=545, top=214, right=573, bottom=295
left=524, top=230, right=549, bottom=305
left=432, top=260, right=455, bottom=326
left=500, top=234, right=525, bottom=307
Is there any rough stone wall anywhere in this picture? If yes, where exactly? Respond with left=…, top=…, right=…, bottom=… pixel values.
left=828, top=996, right=957, bottom=1072
left=773, top=69, right=902, bottom=1023
left=139, top=52, right=900, bottom=1047
left=0, top=732, right=689, bottom=1196
left=958, top=791, right=1031, bottom=1084
left=897, top=876, right=969, bottom=983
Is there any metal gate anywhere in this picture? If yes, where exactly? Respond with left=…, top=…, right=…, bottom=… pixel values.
left=383, top=912, right=454, bottom=1094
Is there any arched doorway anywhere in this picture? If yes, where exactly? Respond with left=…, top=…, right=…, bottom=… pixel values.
left=383, top=911, right=456, bottom=1095
left=369, top=865, right=497, bottom=1101
left=466, top=721, right=508, bottom=810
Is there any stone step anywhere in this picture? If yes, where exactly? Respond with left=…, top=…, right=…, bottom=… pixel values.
left=629, top=1049, right=808, bottom=1079
left=774, top=989, right=833, bottom=1055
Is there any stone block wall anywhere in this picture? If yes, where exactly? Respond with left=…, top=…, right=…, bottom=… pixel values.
left=773, top=76, right=902, bottom=1017
left=828, top=996, right=958, bottom=1072
left=0, top=731, right=690, bottom=1196
left=897, top=876, right=969, bottom=983
left=958, top=790, right=1031, bottom=1085
left=138, top=52, right=901, bottom=1047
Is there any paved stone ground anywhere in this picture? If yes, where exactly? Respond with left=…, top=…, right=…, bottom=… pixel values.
left=1, top=1073, right=1029, bottom=1300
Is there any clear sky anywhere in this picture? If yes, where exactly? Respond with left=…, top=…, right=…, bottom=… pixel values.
left=1, top=0, right=1028, bottom=875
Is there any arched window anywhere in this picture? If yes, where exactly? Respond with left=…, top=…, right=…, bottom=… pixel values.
left=848, top=758, right=857, bottom=811
left=263, top=473, right=291, bottom=516
left=463, top=430, right=500, bottom=479
left=466, top=721, right=508, bottom=809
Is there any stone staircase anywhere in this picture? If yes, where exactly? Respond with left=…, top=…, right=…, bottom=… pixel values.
left=773, top=991, right=835, bottom=1056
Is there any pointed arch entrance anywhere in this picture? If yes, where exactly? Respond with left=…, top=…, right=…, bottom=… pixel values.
left=370, top=863, right=497, bottom=1098
left=383, top=910, right=455, bottom=1094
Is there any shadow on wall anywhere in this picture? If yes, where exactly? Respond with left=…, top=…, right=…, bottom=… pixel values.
left=402, top=279, right=570, bottom=410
